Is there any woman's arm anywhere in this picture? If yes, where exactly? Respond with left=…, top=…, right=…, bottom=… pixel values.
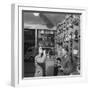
left=35, top=51, right=46, bottom=63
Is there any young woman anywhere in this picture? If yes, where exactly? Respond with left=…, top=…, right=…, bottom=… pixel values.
left=54, top=47, right=72, bottom=76
left=61, top=48, right=72, bottom=75
left=34, top=47, right=46, bottom=77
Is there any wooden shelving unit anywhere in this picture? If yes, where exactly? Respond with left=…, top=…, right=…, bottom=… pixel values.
left=55, top=14, right=80, bottom=74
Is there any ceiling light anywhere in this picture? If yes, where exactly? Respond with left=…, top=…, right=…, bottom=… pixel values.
left=33, top=13, right=39, bottom=16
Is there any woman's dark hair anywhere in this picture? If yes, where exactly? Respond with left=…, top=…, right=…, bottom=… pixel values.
left=56, top=57, right=61, bottom=62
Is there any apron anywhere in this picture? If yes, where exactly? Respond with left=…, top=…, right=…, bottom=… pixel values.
left=34, top=62, right=46, bottom=77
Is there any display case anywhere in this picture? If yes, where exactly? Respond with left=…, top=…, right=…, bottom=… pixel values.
left=37, top=29, right=56, bottom=56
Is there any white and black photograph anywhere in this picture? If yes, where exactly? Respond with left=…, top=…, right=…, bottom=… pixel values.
left=23, top=10, right=80, bottom=77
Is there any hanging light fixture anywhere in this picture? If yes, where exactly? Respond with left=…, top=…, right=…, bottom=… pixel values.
left=33, top=13, right=40, bottom=16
